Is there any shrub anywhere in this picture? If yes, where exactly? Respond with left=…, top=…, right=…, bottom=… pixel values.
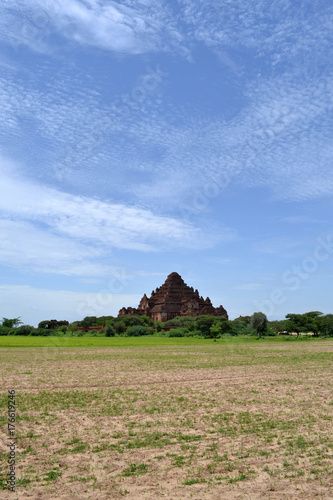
left=124, top=325, right=149, bottom=337
left=17, top=325, right=34, bottom=336
left=155, top=321, right=163, bottom=332
left=166, top=328, right=189, bottom=337
left=114, top=321, right=126, bottom=335
left=164, top=316, right=195, bottom=330
left=56, top=325, right=68, bottom=333
left=29, top=328, right=52, bottom=336
left=122, top=315, right=144, bottom=327
left=68, top=322, right=79, bottom=332
left=191, top=330, right=204, bottom=337
left=141, top=315, right=154, bottom=326
left=104, top=325, right=115, bottom=337
left=0, top=326, right=16, bottom=336
left=89, top=330, right=104, bottom=337
left=79, top=316, right=98, bottom=328
left=195, top=316, right=216, bottom=338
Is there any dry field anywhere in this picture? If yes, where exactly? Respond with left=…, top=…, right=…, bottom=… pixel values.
left=1, top=338, right=333, bottom=499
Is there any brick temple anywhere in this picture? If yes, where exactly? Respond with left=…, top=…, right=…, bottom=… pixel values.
left=118, top=272, right=228, bottom=322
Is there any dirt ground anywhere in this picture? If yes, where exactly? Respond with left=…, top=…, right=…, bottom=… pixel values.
left=0, top=339, right=333, bottom=499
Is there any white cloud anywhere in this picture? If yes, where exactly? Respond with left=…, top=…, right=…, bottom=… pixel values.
left=0, top=1, right=332, bottom=213
left=179, top=1, right=333, bottom=68
left=0, top=0, right=183, bottom=55
left=0, top=157, right=234, bottom=276
left=0, top=284, right=141, bottom=326
left=0, top=219, right=112, bottom=276
left=0, top=165, right=225, bottom=250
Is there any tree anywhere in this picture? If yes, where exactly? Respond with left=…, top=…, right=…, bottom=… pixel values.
left=1, top=317, right=22, bottom=328
left=210, top=323, right=221, bottom=341
left=195, top=316, right=216, bottom=338
left=250, top=312, right=268, bottom=338
left=80, top=316, right=97, bottom=328
left=114, top=320, right=126, bottom=335
left=154, top=321, right=163, bottom=332
left=104, top=325, right=115, bottom=337
left=230, top=317, right=250, bottom=335
left=140, top=315, right=154, bottom=326
left=122, top=315, right=144, bottom=327
left=316, top=314, right=333, bottom=336
left=286, top=312, right=323, bottom=337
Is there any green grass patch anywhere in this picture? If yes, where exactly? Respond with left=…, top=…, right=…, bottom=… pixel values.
left=0, top=334, right=305, bottom=348
left=122, top=463, right=148, bottom=476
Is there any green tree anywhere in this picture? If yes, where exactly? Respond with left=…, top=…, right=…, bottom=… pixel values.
left=122, top=315, right=144, bottom=327
left=140, top=315, right=154, bottom=326
left=210, top=323, right=221, bottom=341
left=250, top=312, right=268, bottom=338
left=230, top=317, right=250, bottom=335
left=1, top=317, right=22, bottom=328
left=104, top=325, right=115, bottom=337
left=154, top=321, right=163, bottom=332
left=80, top=316, right=97, bottom=328
left=195, top=316, right=216, bottom=338
left=114, top=320, right=126, bottom=335
left=316, top=314, right=333, bottom=336
left=286, top=312, right=323, bottom=337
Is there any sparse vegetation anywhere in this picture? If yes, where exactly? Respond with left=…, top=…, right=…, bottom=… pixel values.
left=0, top=338, right=332, bottom=498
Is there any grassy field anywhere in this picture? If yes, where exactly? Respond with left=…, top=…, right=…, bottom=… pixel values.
left=0, top=335, right=254, bottom=348
left=0, top=334, right=322, bottom=348
left=0, top=337, right=332, bottom=499
left=0, top=334, right=286, bottom=348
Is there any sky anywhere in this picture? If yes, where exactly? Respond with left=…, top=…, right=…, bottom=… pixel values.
left=0, top=0, right=333, bottom=326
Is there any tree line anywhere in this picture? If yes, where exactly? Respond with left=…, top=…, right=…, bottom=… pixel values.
left=1, top=311, right=333, bottom=338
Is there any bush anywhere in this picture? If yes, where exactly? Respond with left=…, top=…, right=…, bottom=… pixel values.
left=166, top=327, right=189, bottom=337
left=89, top=329, right=104, bottom=337
left=141, top=315, right=155, bottom=326
left=155, top=321, right=163, bottom=332
left=265, top=328, right=277, bottom=336
left=184, top=329, right=195, bottom=337
left=191, top=330, right=204, bottom=338
left=79, top=316, right=98, bottom=328
left=17, top=325, right=34, bottom=336
left=230, top=320, right=248, bottom=336
left=122, top=315, right=144, bottom=327
left=104, top=325, right=115, bottom=337
left=0, top=326, right=16, bottom=336
left=195, top=316, right=216, bottom=338
left=29, top=328, right=52, bottom=336
left=164, top=316, right=195, bottom=330
left=68, top=322, right=79, bottom=332
left=114, top=321, right=126, bottom=335
left=124, top=325, right=149, bottom=337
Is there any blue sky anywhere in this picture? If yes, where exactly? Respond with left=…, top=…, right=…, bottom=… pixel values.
left=0, top=0, right=332, bottom=326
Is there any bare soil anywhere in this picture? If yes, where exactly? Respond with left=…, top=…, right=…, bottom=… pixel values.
left=0, top=340, right=332, bottom=499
